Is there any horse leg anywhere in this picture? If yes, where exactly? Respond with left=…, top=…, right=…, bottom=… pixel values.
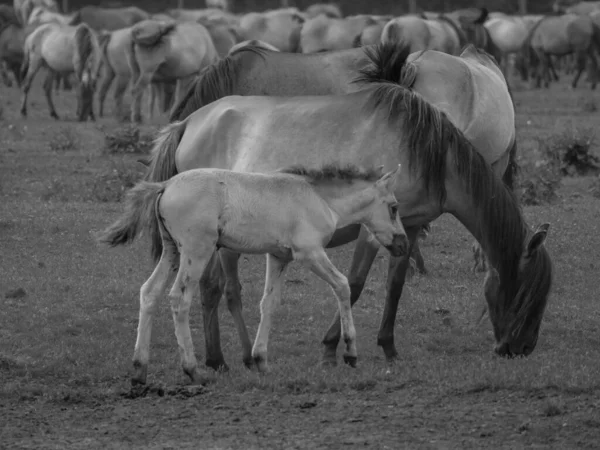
left=42, top=70, right=60, bottom=120
left=131, top=236, right=178, bottom=386
left=587, top=49, right=598, bottom=90
left=170, top=249, right=216, bottom=385
left=112, top=75, right=129, bottom=120
left=304, top=248, right=357, bottom=367
left=377, top=226, right=421, bottom=361
left=147, top=83, right=156, bottom=120
left=97, top=65, right=115, bottom=117
left=321, top=226, right=379, bottom=366
left=251, top=254, right=289, bottom=372
left=130, top=72, right=151, bottom=124
left=411, top=234, right=427, bottom=275
left=571, top=51, right=586, bottom=89
left=9, top=61, right=22, bottom=88
left=19, top=56, right=43, bottom=117
left=0, top=62, right=12, bottom=87
left=219, top=249, right=254, bottom=368
left=199, top=251, right=228, bottom=371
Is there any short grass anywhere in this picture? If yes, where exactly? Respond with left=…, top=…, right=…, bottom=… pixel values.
left=1, top=74, right=600, bottom=449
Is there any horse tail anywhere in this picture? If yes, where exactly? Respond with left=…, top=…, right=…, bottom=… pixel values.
left=97, top=181, right=167, bottom=248
left=143, top=120, right=188, bottom=261
left=73, top=24, right=95, bottom=83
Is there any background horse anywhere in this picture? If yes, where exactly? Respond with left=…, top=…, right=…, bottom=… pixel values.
left=131, top=43, right=551, bottom=372
left=127, top=19, right=218, bottom=123
left=100, top=164, right=407, bottom=384
left=20, top=22, right=101, bottom=121
left=0, top=4, right=24, bottom=86
left=237, top=8, right=304, bottom=52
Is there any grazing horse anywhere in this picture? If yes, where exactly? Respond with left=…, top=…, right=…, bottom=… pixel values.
left=237, top=8, right=304, bottom=52
left=521, top=13, right=600, bottom=89
left=127, top=20, right=218, bottom=123
left=118, top=44, right=552, bottom=372
left=100, top=164, right=407, bottom=383
left=169, top=43, right=518, bottom=276
left=20, top=22, right=101, bottom=121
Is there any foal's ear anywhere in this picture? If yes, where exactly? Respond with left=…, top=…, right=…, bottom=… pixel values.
left=526, top=223, right=549, bottom=257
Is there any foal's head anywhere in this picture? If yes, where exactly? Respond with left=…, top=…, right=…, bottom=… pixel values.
left=484, top=223, right=552, bottom=357
left=364, top=165, right=408, bottom=258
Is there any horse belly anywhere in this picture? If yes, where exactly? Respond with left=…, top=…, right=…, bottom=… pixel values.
left=41, top=33, right=74, bottom=72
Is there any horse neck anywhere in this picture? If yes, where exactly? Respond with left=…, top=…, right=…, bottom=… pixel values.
left=311, top=180, right=377, bottom=229
left=448, top=172, right=528, bottom=282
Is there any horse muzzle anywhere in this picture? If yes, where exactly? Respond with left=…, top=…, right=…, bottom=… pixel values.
left=385, top=234, right=408, bottom=258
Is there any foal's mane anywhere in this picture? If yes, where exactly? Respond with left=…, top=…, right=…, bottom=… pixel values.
left=169, top=45, right=269, bottom=121
left=355, top=42, right=551, bottom=323
left=280, top=163, right=382, bottom=183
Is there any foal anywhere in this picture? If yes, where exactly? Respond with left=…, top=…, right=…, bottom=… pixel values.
left=100, top=164, right=408, bottom=385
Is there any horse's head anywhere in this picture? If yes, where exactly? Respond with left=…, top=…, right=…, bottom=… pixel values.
left=484, top=223, right=552, bottom=357
left=367, top=164, right=408, bottom=258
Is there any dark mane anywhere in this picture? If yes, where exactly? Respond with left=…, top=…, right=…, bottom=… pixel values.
left=169, top=45, right=268, bottom=121
left=354, top=42, right=550, bottom=327
left=279, top=164, right=382, bottom=183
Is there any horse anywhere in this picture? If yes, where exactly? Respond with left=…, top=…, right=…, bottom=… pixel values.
left=20, top=22, right=101, bottom=121
left=237, top=8, right=304, bottom=52
left=127, top=19, right=218, bottom=123
left=352, top=15, right=393, bottom=47
left=68, top=6, right=150, bottom=31
left=200, top=20, right=240, bottom=57
left=446, top=8, right=502, bottom=65
left=26, top=5, right=75, bottom=26
left=553, top=0, right=600, bottom=14
left=305, top=3, right=343, bottom=19
left=0, top=5, right=24, bottom=87
left=100, top=164, right=408, bottom=384
left=120, top=43, right=551, bottom=372
left=300, top=14, right=379, bottom=53
left=521, top=13, right=600, bottom=89
left=206, top=0, right=230, bottom=11
left=13, top=0, right=57, bottom=26
left=484, top=14, right=543, bottom=78
left=169, top=43, right=518, bottom=276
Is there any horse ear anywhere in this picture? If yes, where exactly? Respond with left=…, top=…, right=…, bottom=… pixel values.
left=526, top=223, right=549, bottom=257
left=475, top=7, right=489, bottom=24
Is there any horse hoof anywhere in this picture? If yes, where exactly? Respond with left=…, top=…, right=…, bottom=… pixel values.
left=343, top=354, right=358, bottom=368
left=51, top=113, right=59, bottom=120
left=189, top=369, right=216, bottom=386
left=205, top=358, right=229, bottom=372
left=253, top=355, right=269, bottom=373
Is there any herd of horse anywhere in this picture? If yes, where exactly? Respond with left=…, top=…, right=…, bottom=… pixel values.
left=1, top=0, right=568, bottom=386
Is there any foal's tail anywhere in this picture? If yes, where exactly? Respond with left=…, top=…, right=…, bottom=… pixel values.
left=97, top=181, right=167, bottom=248
left=143, top=120, right=188, bottom=261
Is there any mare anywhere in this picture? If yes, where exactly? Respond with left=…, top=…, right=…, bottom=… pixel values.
left=115, top=43, right=552, bottom=372
left=19, top=22, right=101, bottom=121
left=100, top=164, right=407, bottom=383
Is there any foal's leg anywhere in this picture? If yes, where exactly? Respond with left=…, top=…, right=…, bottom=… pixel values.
left=220, top=249, right=254, bottom=368
left=131, top=238, right=178, bottom=386
left=170, top=249, right=215, bottom=385
left=321, top=226, right=379, bottom=366
left=571, top=51, right=587, bottom=89
left=112, top=75, right=129, bottom=120
left=307, top=249, right=357, bottom=367
left=97, top=65, right=115, bottom=117
left=199, top=251, right=227, bottom=371
left=377, top=226, right=422, bottom=361
left=42, top=70, right=60, bottom=120
left=252, top=254, right=289, bottom=372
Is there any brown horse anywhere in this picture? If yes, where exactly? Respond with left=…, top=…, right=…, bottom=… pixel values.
left=156, top=43, right=527, bottom=372
left=111, top=44, right=551, bottom=379
left=521, top=13, right=600, bottom=89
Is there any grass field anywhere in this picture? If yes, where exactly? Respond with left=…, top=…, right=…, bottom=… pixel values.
left=1, top=74, right=600, bottom=449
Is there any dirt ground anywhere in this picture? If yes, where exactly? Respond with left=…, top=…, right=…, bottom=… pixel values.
left=1, top=69, right=600, bottom=449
